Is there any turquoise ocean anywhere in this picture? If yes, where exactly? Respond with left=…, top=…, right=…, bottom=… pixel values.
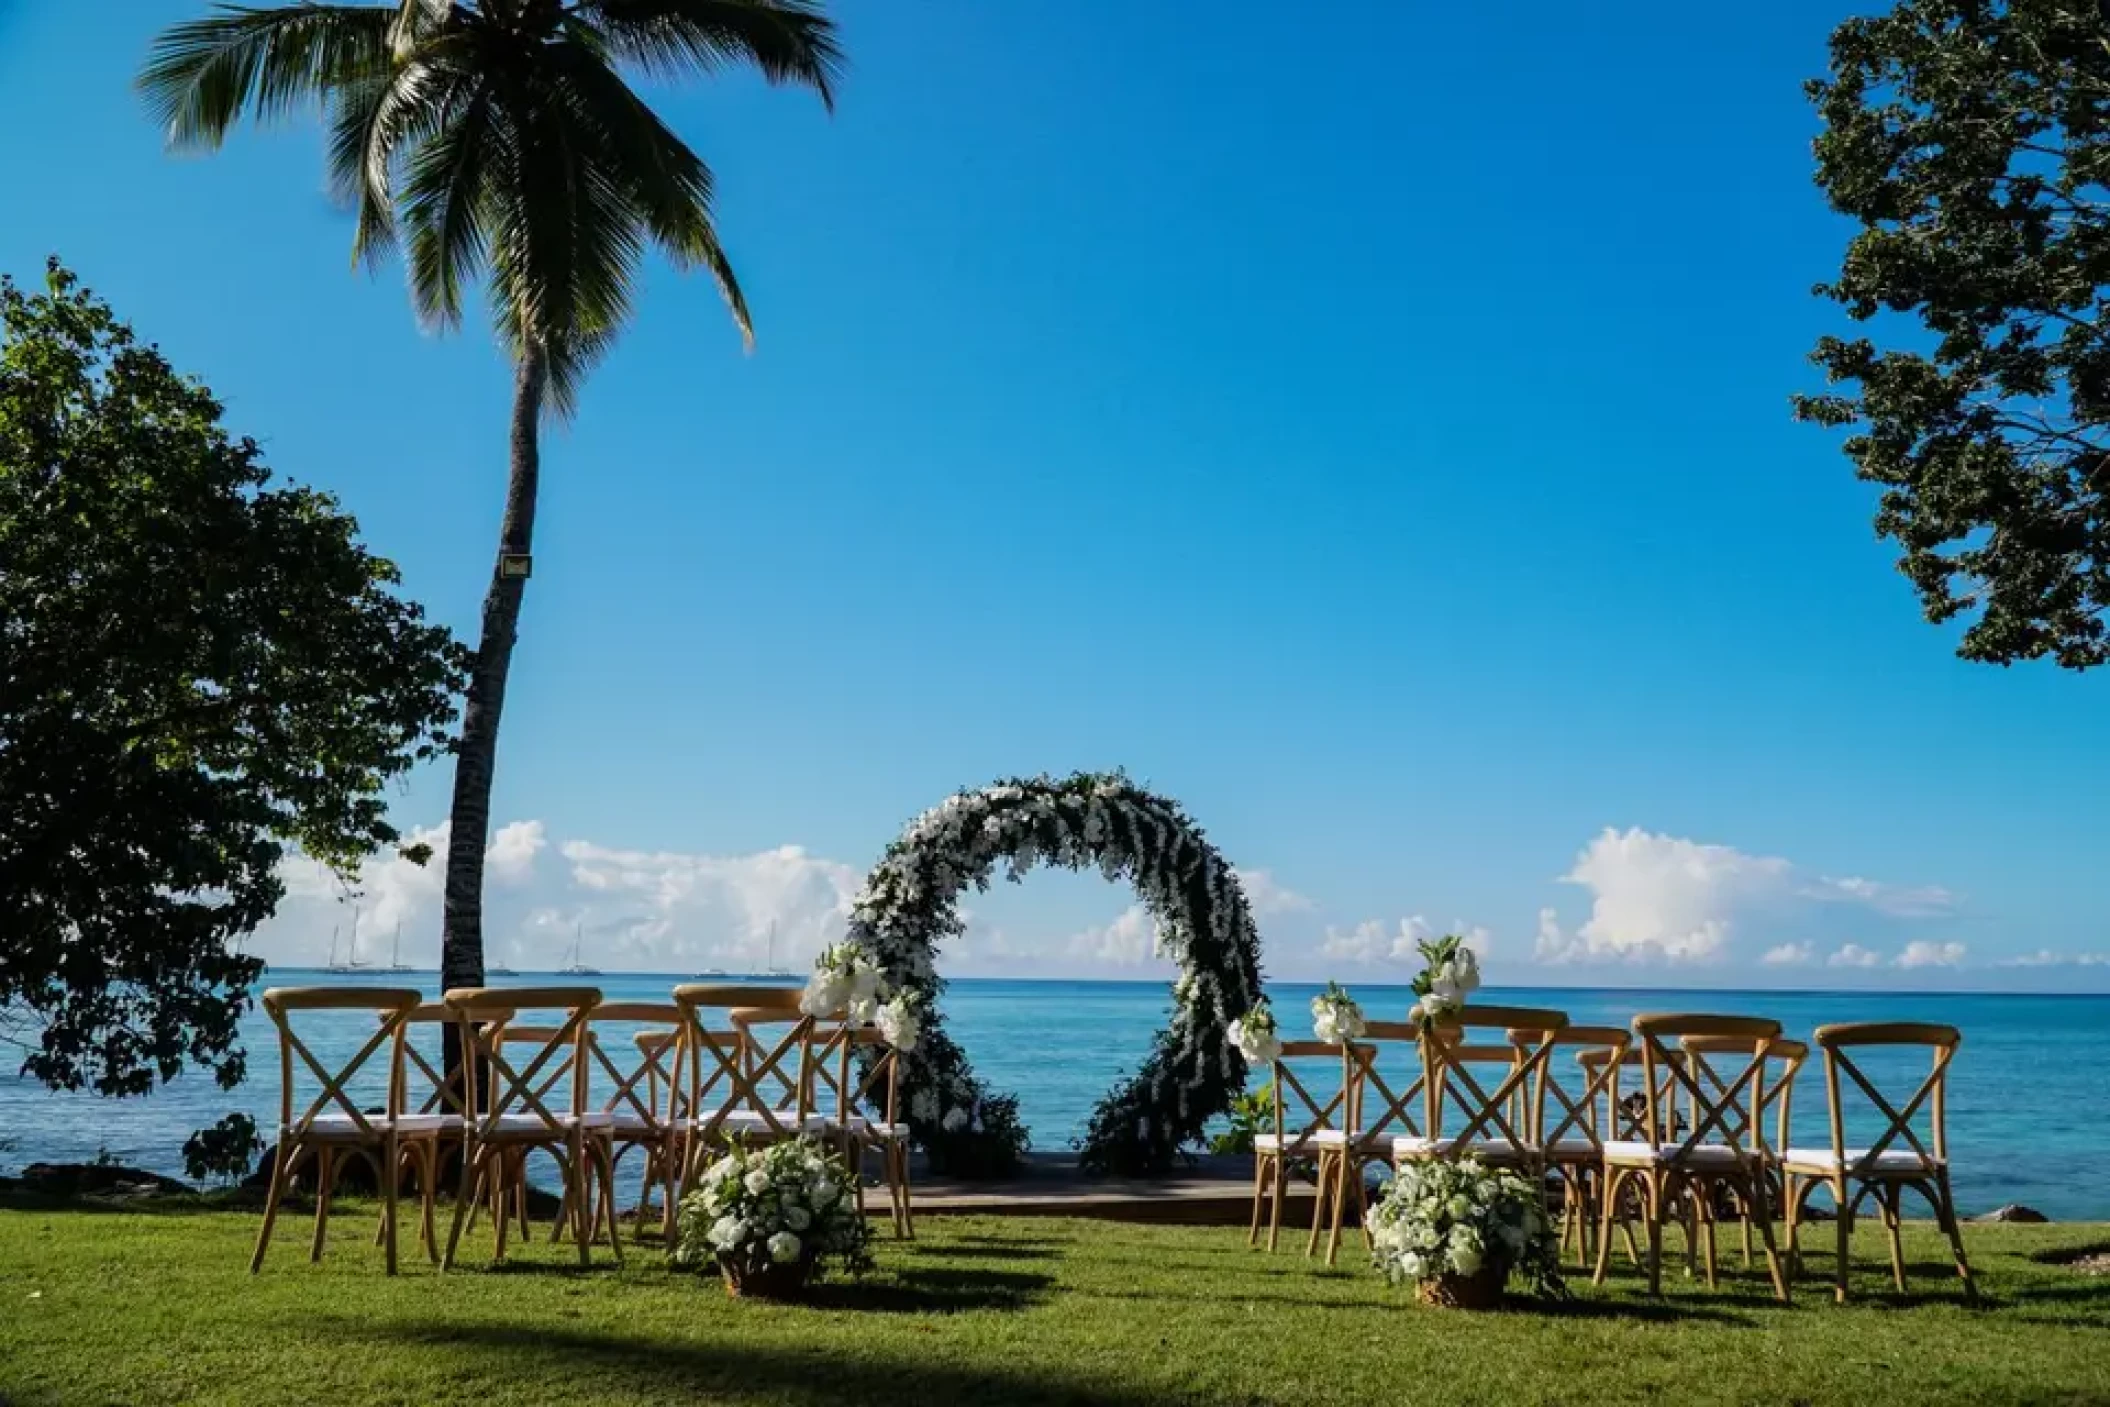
left=4, top=974, right=2103, bottom=1220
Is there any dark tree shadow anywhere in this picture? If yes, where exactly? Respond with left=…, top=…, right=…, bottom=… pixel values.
left=317, top=1320, right=1163, bottom=1407
left=906, top=1242, right=1061, bottom=1262
left=803, top=1265, right=1055, bottom=1314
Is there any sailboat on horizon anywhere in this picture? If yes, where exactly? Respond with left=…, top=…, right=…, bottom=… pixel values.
left=558, top=920, right=600, bottom=977
left=757, top=920, right=794, bottom=979
left=382, top=921, right=417, bottom=974
left=326, top=912, right=370, bottom=974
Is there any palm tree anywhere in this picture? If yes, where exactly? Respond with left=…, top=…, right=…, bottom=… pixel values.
left=140, top=1, right=841, bottom=998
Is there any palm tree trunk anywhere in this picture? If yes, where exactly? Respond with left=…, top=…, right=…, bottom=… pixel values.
left=440, top=346, right=547, bottom=1007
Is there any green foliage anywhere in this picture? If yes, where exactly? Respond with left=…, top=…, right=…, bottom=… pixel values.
left=1795, top=0, right=2110, bottom=670
left=0, top=1212, right=2095, bottom=1405
left=1208, top=1080, right=1274, bottom=1156
left=137, top=1, right=843, bottom=413
left=0, top=260, right=467, bottom=1096
left=1369, top=1156, right=1566, bottom=1301
left=182, top=1113, right=264, bottom=1186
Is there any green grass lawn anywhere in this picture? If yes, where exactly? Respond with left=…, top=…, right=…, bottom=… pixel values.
left=2, top=1194, right=2107, bottom=1407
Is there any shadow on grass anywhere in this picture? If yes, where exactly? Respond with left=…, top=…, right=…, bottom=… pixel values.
left=804, top=1265, right=1055, bottom=1314
left=319, top=1321, right=1152, bottom=1407
left=906, top=1242, right=1061, bottom=1262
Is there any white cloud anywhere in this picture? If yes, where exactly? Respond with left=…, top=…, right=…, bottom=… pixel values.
left=1894, top=940, right=1966, bottom=969
left=558, top=840, right=859, bottom=972
left=1235, top=868, right=1314, bottom=917
left=1827, top=943, right=1882, bottom=969
left=486, top=820, right=547, bottom=885
left=1536, top=827, right=1960, bottom=966
left=1323, top=915, right=1491, bottom=968
left=1065, top=906, right=1158, bottom=966
left=1761, top=942, right=1814, bottom=967
left=1996, top=949, right=2110, bottom=968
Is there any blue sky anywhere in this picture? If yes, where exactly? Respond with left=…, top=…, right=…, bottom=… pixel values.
left=3, top=0, right=2106, bottom=988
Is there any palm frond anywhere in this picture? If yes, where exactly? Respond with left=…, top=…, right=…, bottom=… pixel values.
left=399, top=81, right=500, bottom=329
left=139, top=4, right=393, bottom=149
left=541, top=38, right=753, bottom=345
left=578, top=0, right=843, bottom=110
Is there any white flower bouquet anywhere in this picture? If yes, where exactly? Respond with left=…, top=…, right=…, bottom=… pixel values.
left=673, top=1137, right=872, bottom=1297
left=1369, top=1157, right=1563, bottom=1306
left=1311, top=982, right=1366, bottom=1044
left=801, top=940, right=886, bottom=1022
left=1409, top=934, right=1481, bottom=1023
left=1229, top=1002, right=1282, bottom=1066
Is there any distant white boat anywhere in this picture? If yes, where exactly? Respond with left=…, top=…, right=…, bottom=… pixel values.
left=382, top=922, right=417, bottom=974
left=756, top=921, right=794, bottom=979
left=326, top=916, right=370, bottom=974
left=558, top=920, right=600, bottom=977
left=486, top=963, right=518, bottom=978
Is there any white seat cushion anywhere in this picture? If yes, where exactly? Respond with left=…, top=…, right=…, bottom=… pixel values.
left=703, top=1108, right=804, bottom=1133
left=473, top=1112, right=613, bottom=1137
left=1392, top=1135, right=1533, bottom=1161
left=607, top=1111, right=661, bottom=1135
left=1602, top=1139, right=1757, bottom=1167
left=804, top=1115, right=910, bottom=1139
left=1783, top=1147, right=1938, bottom=1175
left=1546, top=1138, right=1601, bottom=1160
left=1255, top=1129, right=1350, bottom=1153
left=305, top=1113, right=453, bottom=1137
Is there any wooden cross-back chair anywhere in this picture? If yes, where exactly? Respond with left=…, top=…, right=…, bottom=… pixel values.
left=1782, top=1022, right=1977, bottom=1302
left=1681, top=1034, right=1805, bottom=1283
left=1316, top=1022, right=1426, bottom=1265
left=1594, top=1014, right=1791, bottom=1301
left=1247, top=1041, right=1353, bottom=1255
left=1401, top=1006, right=1570, bottom=1169
left=541, top=1003, right=689, bottom=1247
left=809, top=1022, right=915, bottom=1238
left=670, top=985, right=812, bottom=1195
left=251, top=987, right=439, bottom=1275
left=1522, top=1026, right=1629, bottom=1268
left=441, top=987, right=620, bottom=1269
left=367, top=1003, right=470, bottom=1262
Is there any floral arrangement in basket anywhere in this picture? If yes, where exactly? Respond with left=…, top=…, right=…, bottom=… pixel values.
left=1369, top=1157, right=1564, bottom=1307
left=674, top=1137, right=873, bottom=1298
left=1311, top=982, right=1365, bottom=1044
left=1228, top=1001, right=1282, bottom=1066
left=1408, top=934, right=1482, bottom=1023
left=803, top=940, right=921, bottom=1048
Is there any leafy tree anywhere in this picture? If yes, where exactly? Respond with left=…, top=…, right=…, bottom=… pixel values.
left=1796, top=0, right=2110, bottom=670
left=0, top=261, right=466, bottom=1095
left=138, top=2, right=842, bottom=996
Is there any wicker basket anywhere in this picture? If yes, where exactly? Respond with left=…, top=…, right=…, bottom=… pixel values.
left=1415, top=1262, right=1507, bottom=1310
left=719, top=1255, right=816, bottom=1301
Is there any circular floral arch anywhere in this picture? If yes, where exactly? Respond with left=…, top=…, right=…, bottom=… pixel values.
left=843, top=771, right=1266, bottom=1177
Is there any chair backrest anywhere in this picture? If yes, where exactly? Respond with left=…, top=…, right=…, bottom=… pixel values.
left=1524, top=1025, right=1629, bottom=1154
left=1420, top=1006, right=1569, bottom=1150
left=1629, top=1013, right=1783, bottom=1162
left=835, top=1027, right=903, bottom=1133
left=262, top=986, right=422, bottom=1140
left=671, top=984, right=812, bottom=1139
left=1812, top=1021, right=1961, bottom=1174
left=1266, top=1041, right=1352, bottom=1149
left=1683, top=1034, right=1806, bottom=1160
left=443, top=986, right=601, bottom=1135
left=388, top=1003, right=470, bottom=1119
left=1344, top=1021, right=1424, bottom=1144
left=573, top=1003, right=686, bottom=1132
left=1579, top=1045, right=1691, bottom=1141
left=633, top=1030, right=688, bottom=1124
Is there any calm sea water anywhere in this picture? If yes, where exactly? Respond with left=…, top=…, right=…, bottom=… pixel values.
left=4, top=973, right=2103, bottom=1220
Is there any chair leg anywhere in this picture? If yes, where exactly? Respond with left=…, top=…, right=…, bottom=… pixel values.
left=1325, top=1154, right=1350, bottom=1267
left=568, top=1134, right=592, bottom=1268
left=1881, top=1182, right=1908, bottom=1293
left=1744, top=1170, right=1789, bottom=1303
left=599, top=1141, right=624, bottom=1262
left=1643, top=1172, right=1666, bottom=1298
left=1247, top=1154, right=1266, bottom=1248
left=1831, top=1174, right=1853, bottom=1304
left=1699, top=1182, right=1719, bottom=1290
left=1592, top=1167, right=1622, bottom=1287
left=419, top=1142, right=441, bottom=1264
left=899, top=1142, right=917, bottom=1241
left=1266, top=1155, right=1286, bottom=1253
left=1782, top=1173, right=1801, bottom=1281
left=494, top=1154, right=514, bottom=1262
left=309, top=1148, right=337, bottom=1264
left=1305, top=1151, right=1331, bottom=1259
left=382, top=1133, right=400, bottom=1276
left=442, top=1146, right=480, bottom=1272
left=250, top=1138, right=296, bottom=1274
left=1932, top=1169, right=1977, bottom=1301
